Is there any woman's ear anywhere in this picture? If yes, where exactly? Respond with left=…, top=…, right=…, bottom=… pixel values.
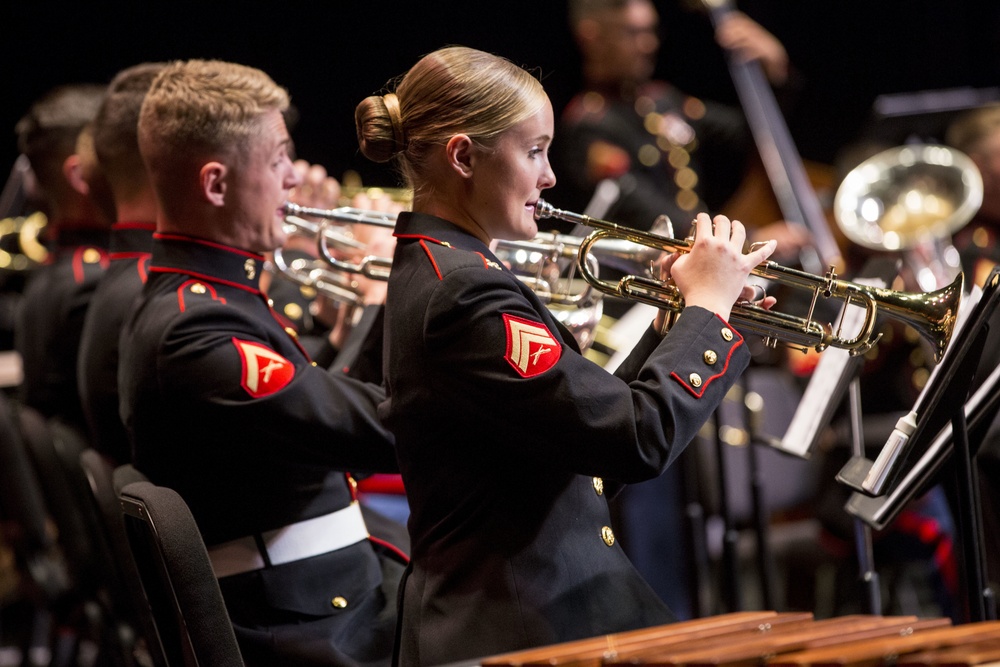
left=199, top=161, right=227, bottom=207
left=445, top=134, right=476, bottom=178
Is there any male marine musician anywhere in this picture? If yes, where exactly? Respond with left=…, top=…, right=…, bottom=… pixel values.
left=119, top=58, right=405, bottom=666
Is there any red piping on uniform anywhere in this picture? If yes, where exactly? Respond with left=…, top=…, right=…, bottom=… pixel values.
left=473, top=252, right=490, bottom=269
left=418, top=240, right=443, bottom=280
left=151, top=266, right=260, bottom=295
left=153, top=232, right=264, bottom=260
left=176, top=279, right=226, bottom=312
left=110, top=251, right=152, bottom=261
left=670, top=314, right=744, bottom=398
left=394, top=232, right=442, bottom=243
left=72, top=246, right=109, bottom=283
left=137, top=256, right=150, bottom=283
left=368, top=535, right=410, bottom=564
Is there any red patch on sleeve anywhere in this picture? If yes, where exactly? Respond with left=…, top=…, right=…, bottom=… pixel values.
left=503, top=313, right=561, bottom=378
left=233, top=338, right=295, bottom=398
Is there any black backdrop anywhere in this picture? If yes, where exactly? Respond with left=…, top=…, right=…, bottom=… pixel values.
left=4, top=0, right=1000, bottom=191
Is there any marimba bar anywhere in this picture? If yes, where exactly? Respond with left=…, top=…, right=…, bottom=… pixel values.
left=480, top=614, right=1000, bottom=667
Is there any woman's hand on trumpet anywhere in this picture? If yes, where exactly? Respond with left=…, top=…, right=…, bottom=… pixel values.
left=668, top=212, right=776, bottom=323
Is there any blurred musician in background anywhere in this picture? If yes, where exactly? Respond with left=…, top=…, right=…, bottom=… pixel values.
left=355, top=44, right=776, bottom=665
left=120, top=58, right=405, bottom=666
left=77, top=62, right=165, bottom=465
left=14, top=83, right=111, bottom=436
left=551, top=0, right=800, bottom=242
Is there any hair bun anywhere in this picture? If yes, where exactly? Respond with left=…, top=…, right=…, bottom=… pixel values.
left=383, top=93, right=407, bottom=153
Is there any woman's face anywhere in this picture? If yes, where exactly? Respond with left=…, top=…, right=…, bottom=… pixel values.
left=468, top=98, right=557, bottom=242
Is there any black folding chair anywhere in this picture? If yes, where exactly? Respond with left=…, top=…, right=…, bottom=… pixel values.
left=118, top=481, right=244, bottom=667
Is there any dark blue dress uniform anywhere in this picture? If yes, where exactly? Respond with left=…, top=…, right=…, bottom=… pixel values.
left=15, top=226, right=110, bottom=433
left=77, top=221, right=154, bottom=464
left=383, top=212, right=750, bottom=666
left=550, top=81, right=750, bottom=235
left=118, top=233, right=406, bottom=667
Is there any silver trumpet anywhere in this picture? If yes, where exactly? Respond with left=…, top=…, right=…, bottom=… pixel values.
left=533, top=199, right=962, bottom=361
left=272, top=203, right=395, bottom=307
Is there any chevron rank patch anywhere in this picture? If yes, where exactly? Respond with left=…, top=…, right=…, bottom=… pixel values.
left=233, top=338, right=295, bottom=398
left=503, top=313, right=561, bottom=378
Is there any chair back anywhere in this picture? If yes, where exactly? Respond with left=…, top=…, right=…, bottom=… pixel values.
left=119, top=481, right=244, bottom=667
left=80, top=449, right=167, bottom=666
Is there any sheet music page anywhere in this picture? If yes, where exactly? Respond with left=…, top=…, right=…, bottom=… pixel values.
left=776, top=299, right=871, bottom=459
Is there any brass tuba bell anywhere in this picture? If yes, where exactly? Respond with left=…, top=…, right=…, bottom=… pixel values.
left=833, top=144, right=983, bottom=291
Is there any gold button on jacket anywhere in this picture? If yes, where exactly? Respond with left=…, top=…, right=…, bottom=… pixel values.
left=592, top=477, right=604, bottom=495
left=721, top=327, right=733, bottom=341
left=688, top=372, right=703, bottom=387
left=703, top=350, right=718, bottom=365
left=601, top=526, right=615, bottom=547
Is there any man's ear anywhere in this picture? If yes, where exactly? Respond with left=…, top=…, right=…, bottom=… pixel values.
left=445, top=134, right=476, bottom=178
left=199, top=161, right=227, bottom=207
left=62, top=154, right=90, bottom=196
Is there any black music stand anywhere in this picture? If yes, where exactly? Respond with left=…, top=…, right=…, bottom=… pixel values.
left=843, top=266, right=1000, bottom=622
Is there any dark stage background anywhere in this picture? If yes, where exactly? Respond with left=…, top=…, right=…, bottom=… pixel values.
left=4, top=0, right=1000, bottom=193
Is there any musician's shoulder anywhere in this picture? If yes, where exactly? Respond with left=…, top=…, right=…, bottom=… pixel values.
left=419, top=240, right=505, bottom=280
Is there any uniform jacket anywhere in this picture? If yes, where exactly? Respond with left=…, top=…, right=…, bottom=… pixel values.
left=550, top=81, right=750, bottom=235
left=383, top=212, right=751, bottom=666
left=16, top=225, right=110, bottom=432
left=118, top=233, right=405, bottom=667
left=77, top=222, right=154, bottom=465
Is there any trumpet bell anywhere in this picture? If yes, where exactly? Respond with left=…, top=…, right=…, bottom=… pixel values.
left=834, top=144, right=983, bottom=252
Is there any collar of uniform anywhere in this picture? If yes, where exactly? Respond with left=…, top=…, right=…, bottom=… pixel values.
left=150, top=233, right=265, bottom=294
left=393, top=211, right=495, bottom=255
left=109, top=222, right=155, bottom=256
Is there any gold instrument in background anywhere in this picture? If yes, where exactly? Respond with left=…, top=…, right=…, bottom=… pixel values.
left=0, top=212, right=48, bottom=271
left=338, top=170, right=413, bottom=207
left=533, top=199, right=961, bottom=361
left=834, top=144, right=983, bottom=292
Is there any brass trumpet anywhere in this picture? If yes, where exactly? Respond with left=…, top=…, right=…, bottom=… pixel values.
left=533, top=199, right=961, bottom=361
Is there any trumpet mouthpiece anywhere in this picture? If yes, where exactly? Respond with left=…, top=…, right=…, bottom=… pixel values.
left=534, top=199, right=555, bottom=221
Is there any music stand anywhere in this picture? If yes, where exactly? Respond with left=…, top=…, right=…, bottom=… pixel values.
left=843, top=267, right=1000, bottom=622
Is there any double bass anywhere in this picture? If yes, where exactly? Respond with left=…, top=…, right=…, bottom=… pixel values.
left=698, top=0, right=845, bottom=276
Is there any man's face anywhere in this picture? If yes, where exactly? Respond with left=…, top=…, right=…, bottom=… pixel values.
left=592, top=1, right=661, bottom=85
left=228, top=110, right=301, bottom=254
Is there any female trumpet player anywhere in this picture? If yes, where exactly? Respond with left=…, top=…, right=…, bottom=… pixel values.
left=355, top=45, right=777, bottom=666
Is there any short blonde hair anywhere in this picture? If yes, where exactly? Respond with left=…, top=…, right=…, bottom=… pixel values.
left=138, top=59, right=290, bottom=219
left=355, top=46, right=548, bottom=190
left=139, top=59, right=289, bottom=171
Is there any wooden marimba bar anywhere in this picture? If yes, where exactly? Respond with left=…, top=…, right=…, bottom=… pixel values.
left=480, top=612, right=1000, bottom=667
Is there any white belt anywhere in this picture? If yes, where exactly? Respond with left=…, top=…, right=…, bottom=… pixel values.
left=207, top=502, right=370, bottom=579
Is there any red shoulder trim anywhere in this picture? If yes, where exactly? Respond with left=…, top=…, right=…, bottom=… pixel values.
left=71, top=246, right=110, bottom=283
left=176, top=279, right=226, bottom=313
left=418, top=239, right=443, bottom=280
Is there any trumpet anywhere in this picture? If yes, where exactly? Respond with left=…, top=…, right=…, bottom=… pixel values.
left=280, top=201, right=656, bottom=309
left=533, top=200, right=961, bottom=361
left=277, top=201, right=661, bottom=352
left=275, top=203, right=394, bottom=305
